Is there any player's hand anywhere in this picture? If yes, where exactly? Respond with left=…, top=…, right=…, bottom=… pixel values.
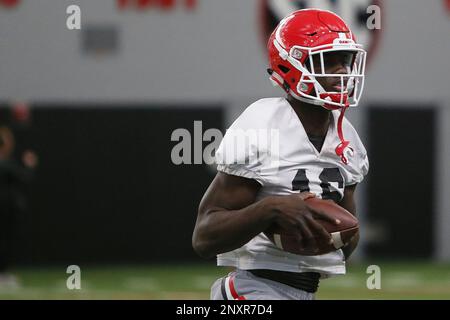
left=270, top=192, right=341, bottom=250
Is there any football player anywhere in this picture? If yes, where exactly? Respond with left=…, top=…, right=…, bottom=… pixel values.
left=192, top=9, right=369, bottom=300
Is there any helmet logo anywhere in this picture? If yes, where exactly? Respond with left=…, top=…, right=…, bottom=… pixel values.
left=333, top=38, right=355, bottom=45
left=291, top=48, right=303, bottom=59
left=300, top=83, right=309, bottom=92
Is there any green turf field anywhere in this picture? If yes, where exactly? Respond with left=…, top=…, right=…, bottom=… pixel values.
left=0, top=262, right=449, bottom=299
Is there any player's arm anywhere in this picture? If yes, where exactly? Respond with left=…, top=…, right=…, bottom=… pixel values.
left=339, top=183, right=359, bottom=260
left=192, top=172, right=337, bottom=259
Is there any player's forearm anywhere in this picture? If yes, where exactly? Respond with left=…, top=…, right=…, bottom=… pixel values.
left=192, top=196, right=277, bottom=259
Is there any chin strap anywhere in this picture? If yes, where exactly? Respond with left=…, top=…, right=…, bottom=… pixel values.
left=320, top=92, right=354, bottom=165
left=334, top=102, right=354, bottom=165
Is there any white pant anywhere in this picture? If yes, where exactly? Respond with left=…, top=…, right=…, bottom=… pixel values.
left=210, top=269, right=315, bottom=300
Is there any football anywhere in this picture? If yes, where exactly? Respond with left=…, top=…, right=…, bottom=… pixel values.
left=264, top=197, right=359, bottom=255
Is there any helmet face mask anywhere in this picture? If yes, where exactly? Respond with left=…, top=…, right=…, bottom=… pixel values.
left=295, top=46, right=367, bottom=109
left=267, top=9, right=367, bottom=109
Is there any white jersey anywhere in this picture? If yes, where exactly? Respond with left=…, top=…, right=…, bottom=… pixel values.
left=215, top=97, right=369, bottom=277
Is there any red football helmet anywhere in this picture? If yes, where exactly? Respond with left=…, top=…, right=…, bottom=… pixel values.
left=267, top=9, right=367, bottom=164
left=267, top=8, right=366, bottom=109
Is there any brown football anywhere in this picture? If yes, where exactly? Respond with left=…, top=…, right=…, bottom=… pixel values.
left=264, top=197, right=359, bottom=255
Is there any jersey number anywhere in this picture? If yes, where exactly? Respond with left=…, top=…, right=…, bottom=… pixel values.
left=292, top=168, right=344, bottom=202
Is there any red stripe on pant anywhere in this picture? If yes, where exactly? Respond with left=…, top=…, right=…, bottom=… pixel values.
left=229, top=275, right=246, bottom=300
